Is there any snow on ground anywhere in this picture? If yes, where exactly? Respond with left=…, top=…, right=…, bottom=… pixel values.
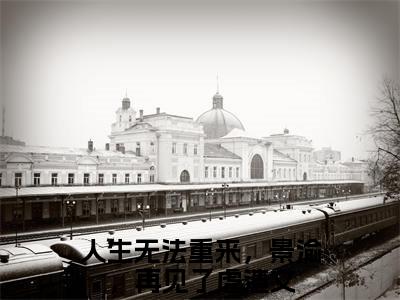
left=256, top=236, right=400, bottom=300
left=377, top=279, right=400, bottom=300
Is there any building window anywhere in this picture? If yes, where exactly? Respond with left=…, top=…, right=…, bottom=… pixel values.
left=172, top=142, right=176, bottom=154
left=180, top=170, right=190, bottom=183
left=129, top=116, right=132, bottom=122
left=229, top=167, right=232, bottom=178
left=221, top=167, right=225, bottom=179
left=0, top=173, right=2, bottom=186
left=68, top=173, right=74, bottom=185
left=98, top=200, right=105, bottom=214
left=283, top=169, right=286, bottom=179
left=112, top=173, right=117, bottom=184
left=111, top=199, right=119, bottom=214
left=51, top=173, right=58, bottom=186
left=205, top=166, right=209, bottom=178
left=150, top=141, right=155, bottom=153
left=84, top=173, right=90, bottom=185
left=236, top=167, right=239, bottom=178
left=98, top=173, right=104, bottom=184
left=213, top=166, right=217, bottom=178
left=125, top=173, right=130, bottom=184
left=150, top=174, right=155, bottom=183
left=183, top=143, right=188, bottom=155
left=250, top=154, right=264, bottom=179
left=34, top=173, right=40, bottom=186
left=15, top=173, right=22, bottom=187
left=119, top=115, right=122, bottom=122
left=137, top=173, right=142, bottom=183
left=136, top=142, right=141, bottom=156
left=194, top=144, right=198, bottom=155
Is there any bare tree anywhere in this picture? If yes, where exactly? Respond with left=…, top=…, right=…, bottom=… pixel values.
left=369, top=78, right=400, bottom=192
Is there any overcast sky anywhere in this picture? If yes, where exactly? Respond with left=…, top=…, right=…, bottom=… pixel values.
left=1, top=0, right=399, bottom=160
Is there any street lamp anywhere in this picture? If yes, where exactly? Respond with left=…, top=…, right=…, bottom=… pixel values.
left=14, top=184, right=21, bottom=246
left=282, top=189, right=286, bottom=209
left=274, top=193, right=279, bottom=209
left=205, top=188, right=215, bottom=221
left=222, top=183, right=229, bottom=219
left=137, top=203, right=150, bottom=230
left=65, top=200, right=76, bottom=240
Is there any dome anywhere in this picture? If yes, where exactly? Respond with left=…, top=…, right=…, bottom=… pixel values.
left=196, top=92, right=245, bottom=139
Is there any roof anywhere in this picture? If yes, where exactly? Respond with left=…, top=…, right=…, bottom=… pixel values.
left=51, top=207, right=326, bottom=265
left=0, top=180, right=363, bottom=199
left=0, top=144, right=138, bottom=158
left=316, top=195, right=393, bottom=216
left=273, top=149, right=297, bottom=162
left=141, top=112, right=193, bottom=121
left=204, top=143, right=242, bottom=160
left=220, top=128, right=263, bottom=140
left=0, top=244, right=63, bottom=282
left=196, top=108, right=245, bottom=139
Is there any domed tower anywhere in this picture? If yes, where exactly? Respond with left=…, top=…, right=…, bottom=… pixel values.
left=111, top=94, right=136, bottom=134
left=196, top=91, right=245, bottom=139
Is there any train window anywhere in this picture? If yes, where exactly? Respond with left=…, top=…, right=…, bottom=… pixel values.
left=262, top=240, right=270, bottom=255
left=112, top=274, right=125, bottom=298
left=189, top=262, right=201, bottom=278
left=247, top=244, right=257, bottom=260
left=345, top=220, right=350, bottom=229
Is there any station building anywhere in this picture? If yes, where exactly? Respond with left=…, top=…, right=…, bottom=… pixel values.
left=0, top=90, right=366, bottom=232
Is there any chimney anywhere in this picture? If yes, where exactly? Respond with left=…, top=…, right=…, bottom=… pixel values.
left=139, top=109, right=144, bottom=121
left=88, top=140, right=93, bottom=152
left=105, top=143, right=110, bottom=151
left=156, top=107, right=160, bottom=114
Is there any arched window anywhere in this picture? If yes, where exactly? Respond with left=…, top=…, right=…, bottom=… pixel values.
left=303, top=172, right=307, bottom=181
left=180, top=170, right=190, bottom=183
left=250, top=154, right=264, bottom=179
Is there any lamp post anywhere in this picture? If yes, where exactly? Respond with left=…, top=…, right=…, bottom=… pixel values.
left=275, top=193, right=279, bottom=209
left=205, top=188, right=215, bottom=221
left=137, top=203, right=150, bottom=230
left=346, top=188, right=351, bottom=201
left=282, top=189, right=286, bottom=209
left=65, top=200, right=76, bottom=240
left=222, top=183, right=229, bottom=219
left=14, top=184, right=21, bottom=246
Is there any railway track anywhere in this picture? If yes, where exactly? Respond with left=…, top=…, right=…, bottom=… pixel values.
left=0, top=193, right=383, bottom=244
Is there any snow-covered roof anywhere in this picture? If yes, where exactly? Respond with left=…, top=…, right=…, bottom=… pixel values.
left=316, top=195, right=392, bottom=215
left=0, top=144, right=138, bottom=158
left=51, top=208, right=326, bottom=265
left=204, top=143, right=241, bottom=160
left=273, top=149, right=297, bottom=163
left=221, top=128, right=264, bottom=140
left=0, top=244, right=64, bottom=282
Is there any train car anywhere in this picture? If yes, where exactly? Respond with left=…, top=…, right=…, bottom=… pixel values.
left=0, top=244, right=65, bottom=299
left=48, top=195, right=399, bottom=299
left=316, top=196, right=400, bottom=247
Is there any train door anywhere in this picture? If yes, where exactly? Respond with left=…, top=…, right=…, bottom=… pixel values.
left=90, top=278, right=105, bottom=300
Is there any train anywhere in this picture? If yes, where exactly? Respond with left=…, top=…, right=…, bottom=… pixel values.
left=0, top=195, right=399, bottom=299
